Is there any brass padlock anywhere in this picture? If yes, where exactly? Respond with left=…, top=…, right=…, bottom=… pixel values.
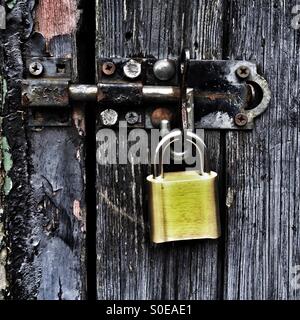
left=147, top=130, right=221, bottom=243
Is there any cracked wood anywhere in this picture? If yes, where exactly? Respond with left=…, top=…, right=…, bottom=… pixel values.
left=1, top=0, right=86, bottom=300
left=95, top=0, right=224, bottom=300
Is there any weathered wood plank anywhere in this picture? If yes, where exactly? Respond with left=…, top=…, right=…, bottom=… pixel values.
left=96, top=0, right=224, bottom=300
left=0, top=32, right=8, bottom=299
left=1, top=0, right=86, bottom=299
left=224, top=0, right=300, bottom=300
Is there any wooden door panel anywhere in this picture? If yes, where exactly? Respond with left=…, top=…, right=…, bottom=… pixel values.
left=0, top=0, right=86, bottom=299
left=96, top=0, right=224, bottom=300
left=1, top=0, right=299, bottom=301
left=224, top=0, right=300, bottom=300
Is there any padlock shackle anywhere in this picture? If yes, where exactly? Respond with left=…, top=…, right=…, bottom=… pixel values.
left=154, top=130, right=208, bottom=178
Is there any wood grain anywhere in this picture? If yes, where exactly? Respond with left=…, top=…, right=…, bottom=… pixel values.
left=95, top=0, right=224, bottom=300
left=223, top=0, right=300, bottom=300
left=1, top=0, right=299, bottom=301
left=35, top=0, right=78, bottom=41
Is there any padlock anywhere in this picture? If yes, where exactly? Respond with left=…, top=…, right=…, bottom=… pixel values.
left=147, top=130, right=221, bottom=243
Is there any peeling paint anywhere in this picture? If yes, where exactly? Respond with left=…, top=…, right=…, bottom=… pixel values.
left=1, top=136, right=13, bottom=196
left=0, top=74, right=8, bottom=299
left=0, top=76, right=7, bottom=111
left=73, top=200, right=86, bottom=232
left=72, top=106, right=85, bottom=136
left=73, top=200, right=82, bottom=221
left=0, top=5, right=6, bottom=30
left=5, top=0, right=17, bottom=10
left=123, top=0, right=127, bottom=20
left=0, top=195, right=6, bottom=298
left=35, top=0, right=79, bottom=41
left=0, top=237, right=8, bottom=299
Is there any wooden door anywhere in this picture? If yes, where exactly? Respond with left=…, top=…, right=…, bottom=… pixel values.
left=0, top=0, right=299, bottom=300
left=95, top=0, right=300, bottom=300
left=0, top=0, right=88, bottom=300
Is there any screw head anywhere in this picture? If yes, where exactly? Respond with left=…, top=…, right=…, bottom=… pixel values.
left=29, top=61, right=44, bottom=76
left=100, top=109, right=118, bottom=126
left=236, top=66, right=251, bottom=79
left=125, top=111, right=140, bottom=125
left=235, top=113, right=248, bottom=127
left=102, top=62, right=116, bottom=76
left=153, top=59, right=176, bottom=81
left=123, top=59, right=142, bottom=79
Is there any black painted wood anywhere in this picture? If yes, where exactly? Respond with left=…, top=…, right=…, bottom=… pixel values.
left=0, top=0, right=87, bottom=299
left=95, top=0, right=224, bottom=300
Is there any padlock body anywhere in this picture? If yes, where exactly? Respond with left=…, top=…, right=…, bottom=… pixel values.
left=147, top=171, right=220, bottom=243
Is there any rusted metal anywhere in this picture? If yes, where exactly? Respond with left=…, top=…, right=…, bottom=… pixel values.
left=153, top=59, right=176, bottom=81
left=236, top=66, right=251, bottom=79
left=234, top=113, right=248, bottom=127
left=29, top=61, right=44, bottom=76
left=125, top=111, right=140, bottom=125
left=142, top=86, right=180, bottom=103
left=22, top=57, right=72, bottom=126
left=22, top=57, right=72, bottom=108
left=123, top=59, right=142, bottom=79
left=22, top=79, right=70, bottom=107
left=69, top=84, right=98, bottom=101
left=21, top=56, right=271, bottom=130
left=151, top=107, right=174, bottom=127
left=100, top=109, right=118, bottom=126
left=25, top=57, right=72, bottom=79
left=97, top=83, right=143, bottom=105
left=102, top=62, right=116, bottom=76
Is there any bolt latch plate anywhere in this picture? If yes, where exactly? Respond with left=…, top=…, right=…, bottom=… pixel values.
left=22, top=56, right=271, bottom=129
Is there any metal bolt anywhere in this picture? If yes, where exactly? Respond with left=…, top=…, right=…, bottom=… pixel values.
left=234, top=113, right=248, bottom=127
left=100, top=109, right=118, bottom=126
left=123, top=59, right=142, bottom=79
left=236, top=66, right=250, bottom=79
left=102, top=62, right=116, bottom=76
left=125, top=111, right=140, bottom=125
left=29, top=61, right=44, bottom=76
left=153, top=59, right=176, bottom=81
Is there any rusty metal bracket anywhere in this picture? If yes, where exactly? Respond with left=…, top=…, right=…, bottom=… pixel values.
left=22, top=57, right=72, bottom=126
left=22, top=54, right=271, bottom=129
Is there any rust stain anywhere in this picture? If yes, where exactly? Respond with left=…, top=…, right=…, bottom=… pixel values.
left=195, top=92, right=229, bottom=101
left=35, top=0, right=78, bottom=40
left=151, top=107, right=173, bottom=127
